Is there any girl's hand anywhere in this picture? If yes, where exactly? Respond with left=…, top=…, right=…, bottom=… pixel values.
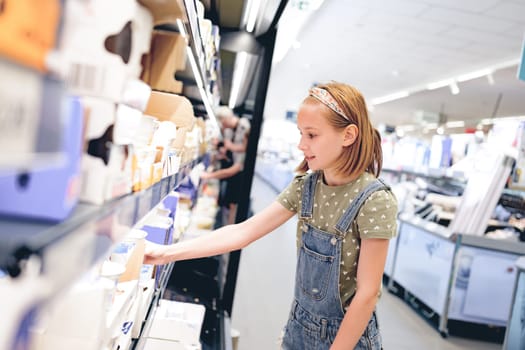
left=223, top=139, right=234, bottom=150
left=200, top=171, right=213, bottom=180
left=143, top=241, right=171, bottom=265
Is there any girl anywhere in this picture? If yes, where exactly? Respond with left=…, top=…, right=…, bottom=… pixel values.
left=144, top=82, right=398, bottom=349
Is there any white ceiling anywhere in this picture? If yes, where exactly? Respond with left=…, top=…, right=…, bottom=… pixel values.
left=265, top=0, right=525, bottom=131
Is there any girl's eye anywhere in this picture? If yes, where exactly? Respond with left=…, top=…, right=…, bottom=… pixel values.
left=307, top=133, right=316, bottom=139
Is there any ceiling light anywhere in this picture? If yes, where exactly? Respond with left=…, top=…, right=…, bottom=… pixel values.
left=228, top=51, right=249, bottom=108
left=198, top=86, right=220, bottom=130
left=445, top=121, right=465, bottom=128
left=371, top=91, right=410, bottom=105
left=487, top=73, right=495, bottom=85
left=426, top=79, right=453, bottom=90
left=273, top=1, right=324, bottom=63
left=425, top=123, right=439, bottom=129
left=437, top=127, right=445, bottom=135
left=242, top=0, right=261, bottom=33
left=449, top=81, right=460, bottom=95
left=456, top=69, right=493, bottom=82
left=186, top=47, right=203, bottom=89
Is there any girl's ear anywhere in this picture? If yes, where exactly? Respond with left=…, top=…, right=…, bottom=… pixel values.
left=343, top=124, right=358, bottom=146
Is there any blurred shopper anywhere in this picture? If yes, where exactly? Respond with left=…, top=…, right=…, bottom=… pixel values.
left=201, top=106, right=251, bottom=224
left=145, top=82, right=398, bottom=350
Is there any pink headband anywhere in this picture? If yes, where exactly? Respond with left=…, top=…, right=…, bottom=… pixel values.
left=309, top=87, right=350, bottom=121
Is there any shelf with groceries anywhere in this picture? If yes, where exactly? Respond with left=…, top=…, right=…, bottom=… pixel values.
left=0, top=0, right=225, bottom=349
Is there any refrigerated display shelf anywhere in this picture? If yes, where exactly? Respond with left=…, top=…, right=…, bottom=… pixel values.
left=388, top=213, right=525, bottom=338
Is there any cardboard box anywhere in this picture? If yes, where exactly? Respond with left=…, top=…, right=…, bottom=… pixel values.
left=145, top=91, right=195, bottom=129
left=147, top=300, right=205, bottom=346
left=142, top=31, right=186, bottom=94
left=138, top=0, right=185, bottom=26
left=55, top=0, right=140, bottom=101
left=0, top=0, right=60, bottom=71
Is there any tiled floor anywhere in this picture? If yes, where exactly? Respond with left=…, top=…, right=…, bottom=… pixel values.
left=231, top=175, right=502, bottom=350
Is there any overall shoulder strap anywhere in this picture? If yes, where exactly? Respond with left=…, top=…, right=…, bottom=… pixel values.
left=299, top=171, right=321, bottom=219
left=334, top=178, right=390, bottom=235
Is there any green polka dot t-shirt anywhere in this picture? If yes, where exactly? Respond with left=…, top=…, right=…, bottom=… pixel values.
left=277, top=171, right=398, bottom=307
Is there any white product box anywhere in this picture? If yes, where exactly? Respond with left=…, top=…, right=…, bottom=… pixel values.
left=30, top=279, right=114, bottom=350
left=113, top=104, right=144, bottom=145
left=81, top=97, right=116, bottom=140
left=80, top=145, right=133, bottom=205
left=147, top=300, right=205, bottom=346
left=51, top=0, right=148, bottom=101
left=132, top=278, right=155, bottom=338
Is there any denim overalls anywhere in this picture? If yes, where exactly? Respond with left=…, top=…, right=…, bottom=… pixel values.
left=281, top=172, right=387, bottom=350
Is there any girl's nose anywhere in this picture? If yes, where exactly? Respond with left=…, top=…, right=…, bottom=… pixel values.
left=297, top=138, right=306, bottom=151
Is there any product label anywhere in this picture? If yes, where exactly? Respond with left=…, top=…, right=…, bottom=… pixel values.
left=66, top=62, right=107, bottom=96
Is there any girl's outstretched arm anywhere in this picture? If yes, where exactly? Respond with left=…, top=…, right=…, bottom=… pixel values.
left=144, top=201, right=295, bottom=265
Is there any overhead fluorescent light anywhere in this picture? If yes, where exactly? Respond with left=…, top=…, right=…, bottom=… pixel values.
left=228, top=51, right=249, bottom=108
left=456, top=69, right=493, bottom=82
left=273, top=1, right=325, bottom=63
left=449, top=81, right=460, bottom=95
left=445, top=121, right=465, bottom=128
left=371, top=91, right=410, bottom=105
left=487, top=73, right=495, bottom=85
left=242, top=0, right=262, bottom=33
left=186, top=47, right=203, bottom=89
left=198, top=85, right=220, bottom=130
left=426, top=79, right=453, bottom=90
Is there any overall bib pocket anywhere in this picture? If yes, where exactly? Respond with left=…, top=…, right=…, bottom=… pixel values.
left=297, top=242, right=335, bottom=300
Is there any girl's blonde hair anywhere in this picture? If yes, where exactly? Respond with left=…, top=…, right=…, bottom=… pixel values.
left=296, top=82, right=383, bottom=178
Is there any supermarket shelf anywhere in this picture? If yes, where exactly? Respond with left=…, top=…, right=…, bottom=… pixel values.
left=0, top=157, right=202, bottom=279
left=398, top=212, right=525, bottom=255
left=130, top=248, right=232, bottom=350
left=382, top=166, right=467, bottom=183
left=131, top=261, right=176, bottom=350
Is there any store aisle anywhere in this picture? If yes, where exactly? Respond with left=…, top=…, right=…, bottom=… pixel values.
left=231, top=175, right=502, bottom=350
